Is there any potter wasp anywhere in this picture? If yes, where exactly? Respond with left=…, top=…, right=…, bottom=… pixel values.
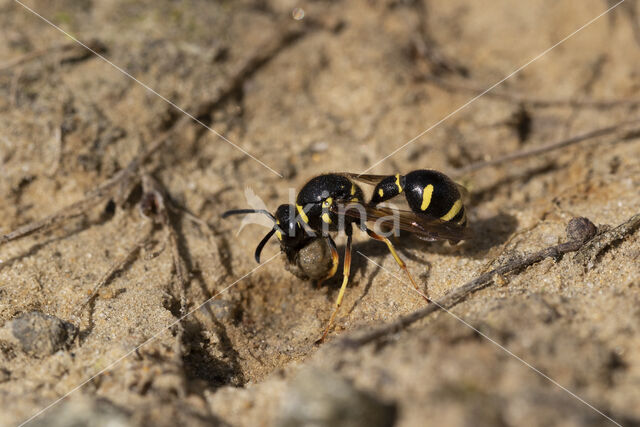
left=223, top=169, right=471, bottom=342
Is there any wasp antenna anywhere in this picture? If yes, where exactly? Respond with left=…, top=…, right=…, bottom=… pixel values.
left=222, top=209, right=276, bottom=222
left=255, top=228, right=277, bottom=263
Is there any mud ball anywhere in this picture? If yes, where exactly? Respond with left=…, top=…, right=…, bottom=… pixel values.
left=566, top=217, right=597, bottom=243
left=283, top=237, right=335, bottom=281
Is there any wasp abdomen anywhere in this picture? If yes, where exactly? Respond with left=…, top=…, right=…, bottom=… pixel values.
left=369, top=174, right=405, bottom=206
left=404, top=170, right=465, bottom=224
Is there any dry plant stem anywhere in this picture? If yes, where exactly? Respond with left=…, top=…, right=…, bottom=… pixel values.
left=575, top=213, right=640, bottom=269
left=165, top=222, right=188, bottom=398
left=424, top=75, right=640, bottom=109
left=0, top=191, right=104, bottom=246
left=0, top=39, right=106, bottom=72
left=166, top=203, right=218, bottom=262
left=451, top=119, right=640, bottom=177
left=141, top=175, right=189, bottom=314
left=140, top=175, right=189, bottom=379
left=192, top=26, right=307, bottom=118
left=338, top=215, right=637, bottom=349
left=166, top=219, right=189, bottom=318
left=0, top=26, right=307, bottom=249
left=0, top=127, right=177, bottom=247
left=478, top=222, right=543, bottom=274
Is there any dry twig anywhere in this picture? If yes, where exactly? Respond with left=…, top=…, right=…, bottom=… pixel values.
left=0, top=126, right=176, bottom=247
left=338, top=215, right=640, bottom=349
left=423, top=75, right=640, bottom=109
left=575, top=213, right=640, bottom=269
left=0, top=24, right=308, bottom=248
left=139, top=175, right=189, bottom=317
left=451, top=119, right=640, bottom=177
left=0, top=39, right=107, bottom=72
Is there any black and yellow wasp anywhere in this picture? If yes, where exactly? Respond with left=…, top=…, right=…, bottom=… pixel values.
left=223, top=169, right=471, bottom=342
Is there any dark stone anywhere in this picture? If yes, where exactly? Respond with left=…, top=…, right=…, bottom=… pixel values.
left=11, top=312, right=77, bottom=357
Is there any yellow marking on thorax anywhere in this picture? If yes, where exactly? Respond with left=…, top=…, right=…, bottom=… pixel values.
left=350, top=197, right=359, bottom=202
left=350, top=184, right=357, bottom=195
left=378, top=188, right=384, bottom=197
left=395, top=174, right=403, bottom=193
left=296, top=204, right=309, bottom=223
left=420, top=184, right=434, bottom=211
left=440, top=199, right=462, bottom=221
left=321, top=197, right=333, bottom=223
left=275, top=220, right=283, bottom=240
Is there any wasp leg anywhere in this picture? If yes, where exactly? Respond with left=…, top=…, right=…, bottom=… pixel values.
left=317, top=227, right=353, bottom=343
left=315, top=235, right=339, bottom=289
left=365, top=227, right=430, bottom=303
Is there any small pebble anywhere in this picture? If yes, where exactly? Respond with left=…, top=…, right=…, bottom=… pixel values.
left=8, top=312, right=77, bottom=357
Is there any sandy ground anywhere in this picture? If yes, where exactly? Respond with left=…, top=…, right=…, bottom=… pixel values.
left=1, top=0, right=639, bottom=426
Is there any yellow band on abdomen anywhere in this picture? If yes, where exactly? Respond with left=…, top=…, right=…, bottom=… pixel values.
left=440, top=199, right=462, bottom=221
left=421, top=184, right=434, bottom=211
left=395, top=174, right=403, bottom=193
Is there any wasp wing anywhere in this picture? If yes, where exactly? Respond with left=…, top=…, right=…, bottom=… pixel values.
left=455, top=183, right=470, bottom=201
left=331, top=202, right=472, bottom=242
left=336, top=173, right=390, bottom=186
left=235, top=187, right=274, bottom=235
left=340, top=172, right=470, bottom=200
